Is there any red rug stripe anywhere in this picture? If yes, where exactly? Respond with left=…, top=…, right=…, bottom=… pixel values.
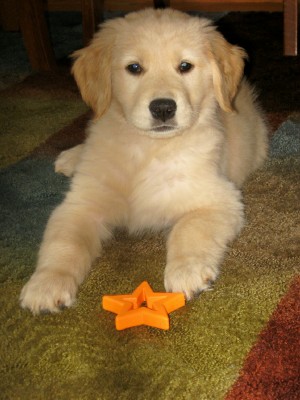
left=225, top=275, right=300, bottom=400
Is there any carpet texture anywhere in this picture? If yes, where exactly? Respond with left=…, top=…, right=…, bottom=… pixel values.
left=0, top=11, right=299, bottom=400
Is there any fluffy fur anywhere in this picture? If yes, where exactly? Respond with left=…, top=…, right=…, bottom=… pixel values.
left=20, top=9, right=268, bottom=314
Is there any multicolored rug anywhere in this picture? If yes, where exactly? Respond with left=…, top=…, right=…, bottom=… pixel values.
left=0, top=12, right=299, bottom=399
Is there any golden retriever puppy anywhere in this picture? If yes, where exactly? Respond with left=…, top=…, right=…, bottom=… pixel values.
left=20, top=8, right=268, bottom=314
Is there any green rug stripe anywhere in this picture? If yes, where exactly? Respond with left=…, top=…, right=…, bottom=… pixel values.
left=0, top=95, right=87, bottom=168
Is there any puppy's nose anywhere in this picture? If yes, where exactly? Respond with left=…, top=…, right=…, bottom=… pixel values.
left=149, top=98, right=177, bottom=122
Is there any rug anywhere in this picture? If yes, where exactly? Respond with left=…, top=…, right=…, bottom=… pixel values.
left=0, top=11, right=299, bottom=400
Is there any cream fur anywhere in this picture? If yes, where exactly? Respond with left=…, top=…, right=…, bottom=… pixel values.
left=20, top=9, right=268, bottom=314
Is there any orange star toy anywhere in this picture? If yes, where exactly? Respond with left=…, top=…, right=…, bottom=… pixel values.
left=102, top=281, right=185, bottom=330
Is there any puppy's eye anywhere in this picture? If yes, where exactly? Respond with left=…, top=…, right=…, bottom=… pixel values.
left=178, top=61, right=193, bottom=73
left=126, top=63, right=143, bottom=75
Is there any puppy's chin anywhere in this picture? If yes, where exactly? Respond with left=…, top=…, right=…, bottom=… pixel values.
left=133, top=123, right=184, bottom=139
left=145, top=126, right=181, bottom=139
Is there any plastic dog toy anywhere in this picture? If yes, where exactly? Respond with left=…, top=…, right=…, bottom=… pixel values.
left=102, top=281, right=185, bottom=330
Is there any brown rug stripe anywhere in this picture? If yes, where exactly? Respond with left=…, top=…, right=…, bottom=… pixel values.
left=30, top=111, right=90, bottom=159
left=225, top=275, right=300, bottom=400
left=266, top=111, right=292, bottom=133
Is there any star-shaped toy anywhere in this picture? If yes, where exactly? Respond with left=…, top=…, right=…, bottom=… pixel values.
left=102, top=281, right=185, bottom=330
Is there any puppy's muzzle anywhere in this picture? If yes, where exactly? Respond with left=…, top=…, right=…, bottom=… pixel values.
left=149, top=98, right=177, bottom=122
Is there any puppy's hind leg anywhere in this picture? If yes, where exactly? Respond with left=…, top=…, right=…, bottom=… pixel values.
left=55, top=144, right=83, bottom=177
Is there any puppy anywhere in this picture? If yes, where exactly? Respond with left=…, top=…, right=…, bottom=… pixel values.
left=20, top=9, right=268, bottom=314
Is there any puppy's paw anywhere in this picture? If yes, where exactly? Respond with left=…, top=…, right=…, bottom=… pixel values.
left=54, top=145, right=82, bottom=177
left=20, top=270, right=78, bottom=315
left=164, top=257, right=218, bottom=300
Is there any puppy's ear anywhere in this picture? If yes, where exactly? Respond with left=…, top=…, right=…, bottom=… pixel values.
left=71, top=26, right=114, bottom=118
left=208, top=31, right=247, bottom=112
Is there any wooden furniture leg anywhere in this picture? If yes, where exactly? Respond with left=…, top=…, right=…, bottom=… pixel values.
left=19, top=0, right=104, bottom=71
left=284, top=0, right=298, bottom=56
left=19, top=0, right=56, bottom=71
left=81, top=0, right=104, bottom=45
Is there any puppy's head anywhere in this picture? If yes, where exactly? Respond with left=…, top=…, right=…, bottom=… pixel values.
left=72, top=9, right=247, bottom=137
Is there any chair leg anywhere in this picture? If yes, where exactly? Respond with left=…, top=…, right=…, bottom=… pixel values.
left=19, top=0, right=56, bottom=71
left=81, top=0, right=104, bottom=45
left=283, top=0, right=298, bottom=55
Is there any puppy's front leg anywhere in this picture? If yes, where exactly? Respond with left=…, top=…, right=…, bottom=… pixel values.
left=164, top=207, right=244, bottom=299
left=20, top=201, right=111, bottom=314
left=55, top=144, right=84, bottom=177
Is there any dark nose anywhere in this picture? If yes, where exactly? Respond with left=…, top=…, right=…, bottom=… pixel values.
left=149, top=98, right=177, bottom=122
